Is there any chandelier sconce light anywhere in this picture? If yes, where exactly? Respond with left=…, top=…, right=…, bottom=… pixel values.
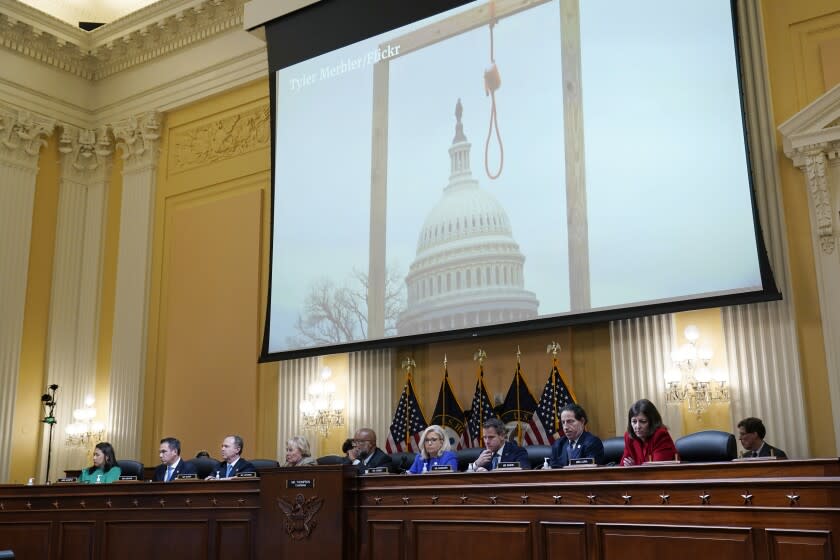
left=664, top=325, right=730, bottom=417
left=300, top=367, right=345, bottom=436
left=65, top=396, right=106, bottom=448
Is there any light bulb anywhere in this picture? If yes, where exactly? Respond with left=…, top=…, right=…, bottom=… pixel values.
left=684, top=325, right=700, bottom=342
left=84, top=395, right=95, bottom=407
left=663, top=368, right=681, bottom=384
left=320, top=367, right=332, bottom=380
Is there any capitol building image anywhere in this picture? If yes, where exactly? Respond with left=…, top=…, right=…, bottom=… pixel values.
left=397, top=100, right=539, bottom=336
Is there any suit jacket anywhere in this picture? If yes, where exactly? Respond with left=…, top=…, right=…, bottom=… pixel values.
left=214, top=457, right=256, bottom=478
left=550, top=431, right=605, bottom=467
left=488, top=440, right=531, bottom=470
left=153, top=458, right=198, bottom=482
left=346, top=447, right=394, bottom=473
left=620, top=426, right=676, bottom=465
left=743, top=442, right=787, bottom=459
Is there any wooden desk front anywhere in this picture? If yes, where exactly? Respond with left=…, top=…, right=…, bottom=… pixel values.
left=1, top=460, right=838, bottom=560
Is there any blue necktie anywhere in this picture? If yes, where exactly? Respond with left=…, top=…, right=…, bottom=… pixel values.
left=165, top=466, right=173, bottom=482
left=490, top=453, right=499, bottom=470
left=226, top=464, right=233, bottom=478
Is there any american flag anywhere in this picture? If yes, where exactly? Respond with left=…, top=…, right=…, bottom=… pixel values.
left=466, top=366, right=497, bottom=447
left=385, top=376, right=428, bottom=453
left=525, top=362, right=576, bottom=445
left=430, top=370, right=469, bottom=450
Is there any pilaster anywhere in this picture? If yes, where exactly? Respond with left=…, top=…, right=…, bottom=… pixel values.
left=0, top=105, right=54, bottom=483
left=39, top=125, right=113, bottom=481
left=107, top=112, right=162, bottom=460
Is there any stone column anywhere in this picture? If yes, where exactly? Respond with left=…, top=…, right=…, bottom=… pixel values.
left=0, top=106, right=54, bottom=483
left=39, top=125, right=113, bottom=481
left=107, top=112, right=162, bottom=461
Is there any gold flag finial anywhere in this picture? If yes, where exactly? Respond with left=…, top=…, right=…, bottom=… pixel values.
left=401, top=357, right=416, bottom=374
left=444, top=354, right=448, bottom=368
left=473, top=348, right=487, bottom=365
left=546, top=341, right=561, bottom=357
left=516, top=345, right=522, bottom=364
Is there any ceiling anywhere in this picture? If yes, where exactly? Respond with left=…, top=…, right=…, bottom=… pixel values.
left=18, top=0, right=160, bottom=26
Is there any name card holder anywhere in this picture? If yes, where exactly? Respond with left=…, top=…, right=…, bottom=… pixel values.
left=56, top=477, right=78, bottom=483
left=236, top=471, right=258, bottom=478
left=568, top=458, right=596, bottom=467
left=175, top=473, right=197, bottom=480
left=497, top=461, right=521, bottom=470
left=364, top=466, right=389, bottom=475
left=118, top=475, right=138, bottom=481
left=430, top=465, right=453, bottom=472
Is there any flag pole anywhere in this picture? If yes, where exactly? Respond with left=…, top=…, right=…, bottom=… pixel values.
left=473, top=349, right=487, bottom=445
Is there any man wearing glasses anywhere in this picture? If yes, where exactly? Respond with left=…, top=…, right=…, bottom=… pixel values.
left=346, top=428, right=393, bottom=473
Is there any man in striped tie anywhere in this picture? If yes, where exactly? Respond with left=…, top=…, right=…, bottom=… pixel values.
left=153, top=437, right=197, bottom=481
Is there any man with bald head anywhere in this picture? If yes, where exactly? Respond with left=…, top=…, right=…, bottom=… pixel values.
left=345, top=428, right=393, bottom=473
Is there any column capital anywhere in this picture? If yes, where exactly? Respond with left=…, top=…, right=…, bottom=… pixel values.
left=58, top=125, right=113, bottom=183
left=112, top=111, right=163, bottom=173
left=0, top=106, right=55, bottom=170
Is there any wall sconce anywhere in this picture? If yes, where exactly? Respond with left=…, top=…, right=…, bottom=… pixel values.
left=664, top=325, right=730, bottom=417
left=300, top=367, right=345, bottom=436
left=65, top=396, right=106, bottom=448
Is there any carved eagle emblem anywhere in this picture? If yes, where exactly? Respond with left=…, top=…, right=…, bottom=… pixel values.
left=276, top=494, right=323, bottom=540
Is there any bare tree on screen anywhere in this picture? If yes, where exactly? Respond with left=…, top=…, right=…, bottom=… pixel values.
left=289, top=266, right=405, bottom=346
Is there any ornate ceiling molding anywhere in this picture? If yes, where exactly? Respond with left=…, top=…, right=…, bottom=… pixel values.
left=0, top=0, right=245, bottom=81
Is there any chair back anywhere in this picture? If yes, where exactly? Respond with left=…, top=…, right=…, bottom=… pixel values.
left=316, top=455, right=346, bottom=465
left=676, top=430, right=737, bottom=462
left=455, top=448, right=483, bottom=471
left=389, top=452, right=416, bottom=473
left=526, top=445, right=552, bottom=468
left=602, top=436, right=625, bottom=465
left=116, top=459, right=144, bottom=479
left=185, top=457, right=218, bottom=479
left=251, top=459, right=281, bottom=473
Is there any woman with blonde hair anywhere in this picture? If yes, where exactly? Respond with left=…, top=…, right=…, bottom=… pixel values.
left=407, top=425, right=458, bottom=474
left=282, top=435, right=317, bottom=467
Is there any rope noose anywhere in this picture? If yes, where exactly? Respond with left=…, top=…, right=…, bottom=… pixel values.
left=484, top=8, right=504, bottom=180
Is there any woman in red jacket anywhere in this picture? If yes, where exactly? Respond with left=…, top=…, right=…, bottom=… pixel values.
left=620, top=399, right=677, bottom=466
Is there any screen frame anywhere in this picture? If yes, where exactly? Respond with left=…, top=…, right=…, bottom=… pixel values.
left=259, top=0, right=780, bottom=362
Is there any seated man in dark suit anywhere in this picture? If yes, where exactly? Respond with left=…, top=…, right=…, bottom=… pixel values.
left=207, top=435, right=257, bottom=479
left=549, top=404, right=605, bottom=467
left=737, top=417, right=787, bottom=459
left=345, top=428, right=393, bottom=473
left=153, top=436, right=197, bottom=481
left=474, top=418, right=531, bottom=471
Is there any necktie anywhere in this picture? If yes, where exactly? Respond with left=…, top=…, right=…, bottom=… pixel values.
left=569, top=441, right=578, bottom=463
left=490, top=453, right=499, bottom=470
left=226, top=463, right=233, bottom=477
left=165, top=466, right=173, bottom=482
left=752, top=451, right=758, bottom=458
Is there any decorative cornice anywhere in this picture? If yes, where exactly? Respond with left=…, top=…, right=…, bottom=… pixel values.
left=802, top=149, right=835, bottom=255
left=0, top=0, right=246, bottom=81
left=0, top=105, right=55, bottom=168
left=170, top=101, right=268, bottom=173
left=58, top=124, right=113, bottom=182
left=112, top=111, right=162, bottom=172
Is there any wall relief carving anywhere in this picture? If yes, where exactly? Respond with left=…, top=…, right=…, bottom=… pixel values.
left=171, top=103, right=269, bottom=172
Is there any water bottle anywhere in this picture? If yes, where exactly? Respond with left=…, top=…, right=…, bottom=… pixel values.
left=215, top=470, right=221, bottom=479
left=422, top=462, right=428, bottom=474
left=467, top=462, right=475, bottom=473
left=95, top=474, right=102, bottom=484
left=26, top=477, right=34, bottom=486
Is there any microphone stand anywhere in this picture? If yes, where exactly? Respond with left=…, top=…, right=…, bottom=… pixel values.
left=41, top=384, right=58, bottom=484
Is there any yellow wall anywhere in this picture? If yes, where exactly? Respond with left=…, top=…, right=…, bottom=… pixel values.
left=761, top=0, right=840, bottom=455
left=141, top=79, right=275, bottom=465
left=9, top=136, right=60, bottom=483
